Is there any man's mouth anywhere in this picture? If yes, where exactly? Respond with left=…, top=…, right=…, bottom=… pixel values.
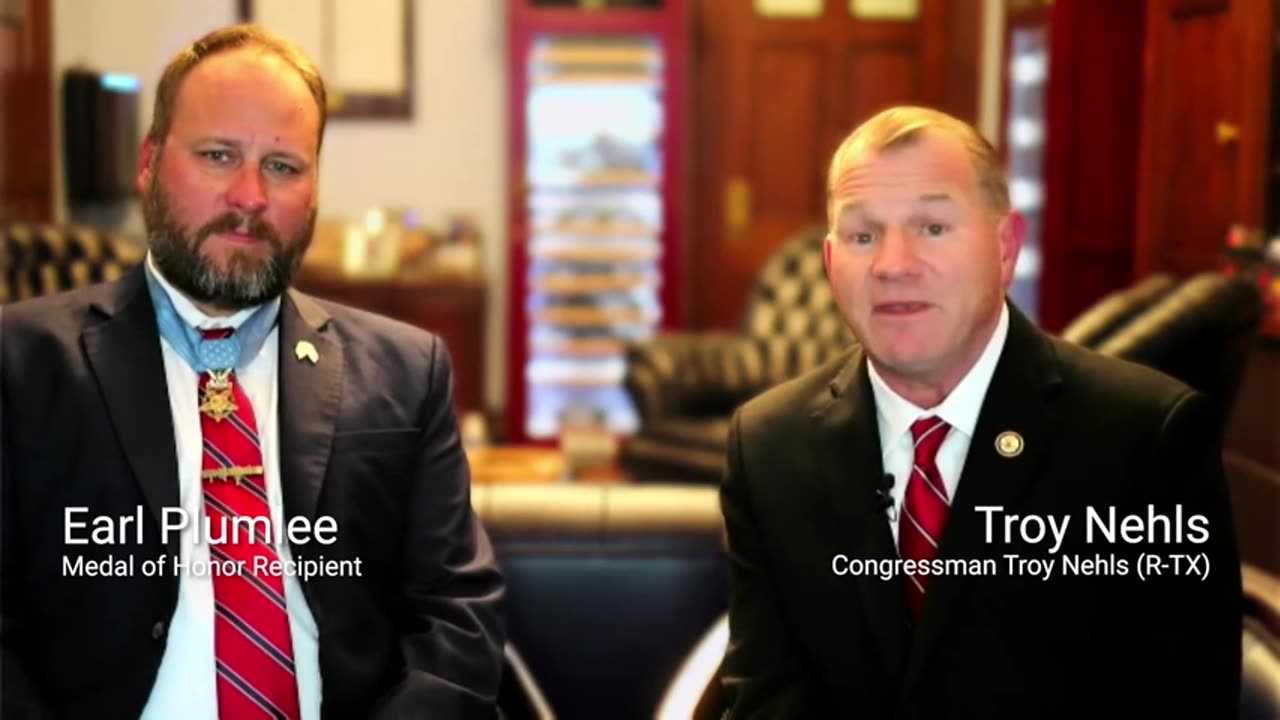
left=873, top=301, right=932, bottom=315
left=213, top=230, right=261, bottom=245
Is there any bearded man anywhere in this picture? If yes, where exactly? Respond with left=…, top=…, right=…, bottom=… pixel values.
left=0, top=24, right=505, bottom=720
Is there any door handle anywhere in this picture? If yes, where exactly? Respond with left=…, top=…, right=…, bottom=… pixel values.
left=1215, top=120, right=1240, bottom=145
left=724, top=177, right=752, bottom=244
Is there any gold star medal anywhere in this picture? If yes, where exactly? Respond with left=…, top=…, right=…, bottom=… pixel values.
left=199, top=368, right=238, bottom=422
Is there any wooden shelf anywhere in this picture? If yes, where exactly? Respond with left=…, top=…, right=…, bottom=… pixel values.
left=531, top=338, right=626, bottom=356
left=534, top=222, right=658, bottom=237
left=530, top=246, right=659, bottom=263
left=531, top=170, right=659, bottom=189
left=532, top=306, right=654, bottom=326
left=534, top=274, right=650, bottom=293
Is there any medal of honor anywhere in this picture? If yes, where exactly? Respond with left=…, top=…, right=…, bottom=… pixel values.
left=199, top=369, right=238, bottom=422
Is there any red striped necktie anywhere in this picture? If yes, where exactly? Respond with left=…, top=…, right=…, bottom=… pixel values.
left=198, top=328, right=300, bottom=720
left=899, top=416, right=952, bottom=619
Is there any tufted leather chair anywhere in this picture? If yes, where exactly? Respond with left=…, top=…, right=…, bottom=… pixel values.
left=1, top=221, right=145, bottom=304
left=621, top=225, right=855, bottom=483
left=1059, top=272, right=1179, bottom=348
left=472, top=483, right=728, bottom=720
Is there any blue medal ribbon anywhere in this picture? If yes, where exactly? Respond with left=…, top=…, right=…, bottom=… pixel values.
left=143, top=261, right=278, bottom=373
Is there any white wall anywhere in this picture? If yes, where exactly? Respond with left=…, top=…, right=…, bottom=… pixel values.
left=52, top=0, right=510, bottom=412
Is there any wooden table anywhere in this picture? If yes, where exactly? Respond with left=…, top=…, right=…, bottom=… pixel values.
left=465, top=445, right=627, bottom=485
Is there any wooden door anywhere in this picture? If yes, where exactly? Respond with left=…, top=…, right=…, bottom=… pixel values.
left=689, top=0, right=971, bottom=330
left=0, top=0, right=53, bottom=222
left=1135, top=0, right=1272, bottom=276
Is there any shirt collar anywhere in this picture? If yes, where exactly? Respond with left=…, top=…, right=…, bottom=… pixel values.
left=868, top=300, right=1010, bottom=449
left=145, top=251, right=278, bottom=333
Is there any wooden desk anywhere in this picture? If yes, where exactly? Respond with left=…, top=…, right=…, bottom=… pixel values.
left=293, top=269, right=486, bottom=415
left=1224, top=344, right=1280, bottom=576
left=465, top=445, right=627, bottom=485
left=467, top=446, right=566, bottom=484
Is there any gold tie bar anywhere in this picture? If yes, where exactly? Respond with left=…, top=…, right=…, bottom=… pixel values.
left=201, top=465, right=264, bottom=484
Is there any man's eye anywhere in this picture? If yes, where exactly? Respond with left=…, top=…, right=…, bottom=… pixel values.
left=265, top=160, right=298, bottom=175
left=844, top=232, right=874, bottom=245
left=201, top=150, right=231, bottom=164
left=922, top=223, right=948, bottom=237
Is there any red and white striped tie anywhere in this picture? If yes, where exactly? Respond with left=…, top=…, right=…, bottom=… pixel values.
left=899, top=416, right=952, bottom=618
left=199, top=330, right=300, bottom=720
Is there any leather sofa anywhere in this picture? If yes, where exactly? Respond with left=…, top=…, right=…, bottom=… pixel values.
left=472, top=483, right=727, bottom=720
left=1093, top=271, right=1263, bottom=435
left=1, top=221, right=144, bottom=303
left=1059, top=272, right=1178, bottom=347
left=621, top=225, right=854, bottom=483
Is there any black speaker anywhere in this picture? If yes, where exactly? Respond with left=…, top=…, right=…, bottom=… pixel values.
left=62, top=68, right=139, bottom=206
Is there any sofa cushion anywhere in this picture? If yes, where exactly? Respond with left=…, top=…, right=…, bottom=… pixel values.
left=472, top=484, right=727, bottom=719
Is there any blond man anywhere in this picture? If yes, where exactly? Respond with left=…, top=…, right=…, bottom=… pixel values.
left=718, top=105, right=1239, bottom=718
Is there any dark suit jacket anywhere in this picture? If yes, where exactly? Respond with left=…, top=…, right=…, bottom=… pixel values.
left=719, top=303, right=1241, bottom=719
left=0, top=266, right=506, bottom=719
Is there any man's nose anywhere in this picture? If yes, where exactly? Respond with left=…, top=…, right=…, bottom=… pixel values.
left=870, top=228, right=920, bottom=278
left=225, top=165, right=267, bottom=214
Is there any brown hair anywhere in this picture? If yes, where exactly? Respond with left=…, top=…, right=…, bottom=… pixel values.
left=147, top=23, right=327, bottom=151
left=827, top=105, right=1009, bottom=218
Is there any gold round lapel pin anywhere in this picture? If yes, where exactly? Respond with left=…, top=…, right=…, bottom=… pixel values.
left=995, top=431, right=1024, bottom=458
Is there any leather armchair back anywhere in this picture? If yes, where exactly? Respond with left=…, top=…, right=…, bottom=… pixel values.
left=1060, top=273, right=1178, bottom=348
left=1096, top=272, right=1262, bottom=431
left=1, top=222, right=144, bottom=303
left=741, top=224, right=854, bottom=352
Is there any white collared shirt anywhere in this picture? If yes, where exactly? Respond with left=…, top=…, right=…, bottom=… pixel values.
left=140, top=254, right=321, bottom=719
left=867, top=302, right=1010, bottom=548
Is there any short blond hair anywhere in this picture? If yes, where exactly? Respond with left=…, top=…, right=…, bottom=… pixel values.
left=827, top=105, right=1008, bottom=218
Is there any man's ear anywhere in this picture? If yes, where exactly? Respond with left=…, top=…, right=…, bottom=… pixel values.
left=997, top=210, right=1026, bottom=288
left=136, top=135, right=157, bottom=195
left=823, top=231, right=834, bottom=276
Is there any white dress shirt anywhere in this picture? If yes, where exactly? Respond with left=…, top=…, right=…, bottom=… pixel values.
left=868, top=302, right=1010, bottom=549
left=140, top=255, right=322, bottom=719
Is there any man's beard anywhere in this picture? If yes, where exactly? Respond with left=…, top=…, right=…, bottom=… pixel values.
left=142, top=179, right=315, bottom=312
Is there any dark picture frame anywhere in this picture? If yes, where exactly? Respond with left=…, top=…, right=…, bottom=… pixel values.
left=1, top=0, right=27, bottom=27
left=238, top=0, right=414, bottom=119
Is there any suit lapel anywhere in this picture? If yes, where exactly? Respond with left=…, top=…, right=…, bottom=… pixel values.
left=903, top=304, right=1062, bottom=688
left=277, top=288, right=342, bottom=535
left=81, top=266, right=182, bottom=557
left=812, top=348, right=912, bottom=679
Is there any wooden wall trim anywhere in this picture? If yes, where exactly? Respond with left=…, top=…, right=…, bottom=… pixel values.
left=0, top=0, right=53, bottom=222
left=941, top=0, right=981, bottom=123
left=1224, top=449, right=1280, bottom=576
